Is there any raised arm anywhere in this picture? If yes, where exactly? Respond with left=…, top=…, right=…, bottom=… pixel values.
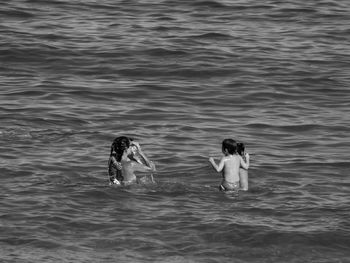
left=131, top=142, right=156, bottom=172
left=209, top=156, right=225, bottom=172
left=138, top=148, right=154, bottom=169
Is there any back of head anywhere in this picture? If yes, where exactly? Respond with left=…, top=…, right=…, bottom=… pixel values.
left=237, top=142, right=245, bottom=156
left=110, top=136, right=131, bottom=161
left=222, top=139, right=237, bottom=154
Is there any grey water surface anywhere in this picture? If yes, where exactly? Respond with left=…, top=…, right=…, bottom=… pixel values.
left=1, top=0, right=349, bottom=262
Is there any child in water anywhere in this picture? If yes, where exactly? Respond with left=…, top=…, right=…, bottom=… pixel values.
left=209, top=139, right=249, bottom=191
left=237, top=142, right=249, bottom=191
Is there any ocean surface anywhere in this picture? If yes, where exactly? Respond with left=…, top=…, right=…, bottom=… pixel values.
left=1, top=0, right=349, bottom=262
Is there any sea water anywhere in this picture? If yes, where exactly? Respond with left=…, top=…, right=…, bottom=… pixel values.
left=1, top=0, right=349, bottom=262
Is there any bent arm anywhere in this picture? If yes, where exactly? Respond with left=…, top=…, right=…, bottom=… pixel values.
left=132, top=142, right=156, bottom=171
left=111, top=156, right=122, bottom=170
left=240, top=154, right=250, bottom=169
left=138, top=150, right=155, bottom=170
left=209, top=157, right=225, bottom=172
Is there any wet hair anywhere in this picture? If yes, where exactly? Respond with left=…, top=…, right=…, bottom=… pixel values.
left=110, top=136, right=131, bottom=161
left=237, top=142, right=245, bottom=156
left=222, top=139, right=237, bottom=154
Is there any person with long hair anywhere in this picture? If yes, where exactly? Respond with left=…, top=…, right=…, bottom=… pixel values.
left=108, top=136, right=155, bottom=185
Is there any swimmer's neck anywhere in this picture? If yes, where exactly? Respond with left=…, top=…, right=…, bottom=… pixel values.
left=224, top=153, right=237, bottom=157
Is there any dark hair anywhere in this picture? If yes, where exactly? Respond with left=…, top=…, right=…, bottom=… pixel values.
left=237, top=142, right=245, bottom=156
left=222, top=139, right=237, bottom=154
left=110, top=136, right=131, bottom=161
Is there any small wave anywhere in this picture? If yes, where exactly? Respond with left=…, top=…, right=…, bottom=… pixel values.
left=0, top=128, right=32, bottom=140
left=190, top=0, right=227, bottom=8
left=1, top=89, right=46, bottom=97
left=152, top=25, right=186, bottom=31
left=193, top=32, right=232, bottom=40
left=245, top=123, right=323, bottom=132
left=245, top=123, right=272, bottom=129
left=141, top=47, right=188, bottom=57
left=278, top=7, right=318, bottom=14
left=117, top=67, right=233, bottom=79
left=0, top=8, right=35, bottom=19
left=0, top=127, right=77, bottom=143
left=0, top=237, right=37, bottom=246
left=0, top=45, right=69, bottom=64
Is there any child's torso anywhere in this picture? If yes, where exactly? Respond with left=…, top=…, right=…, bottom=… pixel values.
left=223, top=155, right=240, bottom=183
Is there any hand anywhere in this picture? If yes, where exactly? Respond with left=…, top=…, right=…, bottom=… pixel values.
left=131, top=141, right=141, bottom=152
left=209, top=157, right=214, bottom=163
left=113, top=178, right=121, bottom=185
left=245, top=153, right=250, bottom=160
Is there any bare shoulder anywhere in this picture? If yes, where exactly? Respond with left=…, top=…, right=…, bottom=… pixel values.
left=221, top=156, right=230, bottom=162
